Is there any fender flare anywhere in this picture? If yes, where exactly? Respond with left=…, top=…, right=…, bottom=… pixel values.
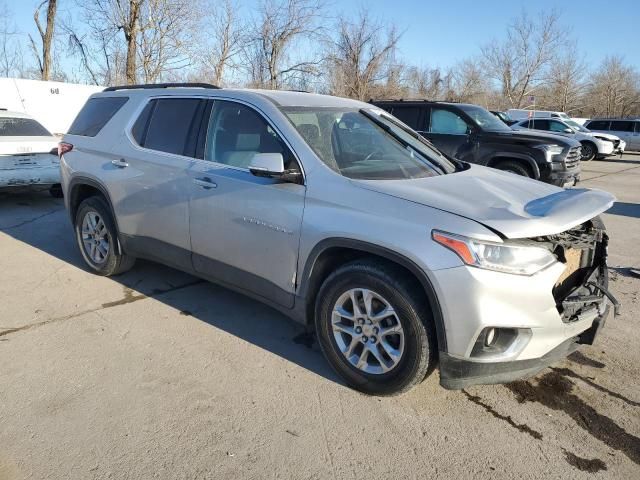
left=67, top=176, right=123, bottom=254
left=487, top=153, right=541, bottom=179
left=299, top=237, right=448, bottom=352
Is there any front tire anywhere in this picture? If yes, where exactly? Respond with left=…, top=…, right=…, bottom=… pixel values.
left=581, top=142, right=596, bottom=161
left=74, top=196, right=135, bottom=276
left=494, top=160, right=532, bottom=178
left=315, top=260, right=436, bottom=395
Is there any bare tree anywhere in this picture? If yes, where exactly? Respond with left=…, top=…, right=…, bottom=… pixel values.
left=136, top=0, right=197, bottom=83
left=451, top=58, right=489, bottom=104
left=327, top=10, right=401, bottom=100
left=72, top=0, right=197, bottom=85
left=481, top=10, right=567, bottom=108
left=28, top=0, right=58, bottom=80
left=79, top=0, right=144, bottom=84
left=404, top=66, right=445, bottom=99
left=245, top=0, right=324, bottom=89
left=199, top=0, right=245, bottom=86
left=587, top=56, right=640, bottom=117
left=0, top=2, right=25, bottom=78
left=542, top=44, right=587, bottom=113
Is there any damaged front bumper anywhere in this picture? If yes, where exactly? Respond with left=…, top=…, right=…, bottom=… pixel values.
left=436, top=218, right=619, bottom=390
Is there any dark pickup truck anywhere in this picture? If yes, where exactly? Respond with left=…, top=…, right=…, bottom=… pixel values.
left=372, top=100, right=581, bottom=187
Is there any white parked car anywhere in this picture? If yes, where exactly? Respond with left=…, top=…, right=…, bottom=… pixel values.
left=563, top=118, right=625, bottom=156
left=511, top=118, right=618, bottom=161
left=0, top=110, right=62, bottom=196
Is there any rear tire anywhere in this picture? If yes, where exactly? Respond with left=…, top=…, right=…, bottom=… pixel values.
left=314, top=260, right=436, bottom=396
left=74, top=196, right=135, bottom=276
left=494, top=160, right=532, bottom=178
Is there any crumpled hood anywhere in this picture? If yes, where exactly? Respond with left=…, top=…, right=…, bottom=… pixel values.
left=355, top=165, right=616, bottom=239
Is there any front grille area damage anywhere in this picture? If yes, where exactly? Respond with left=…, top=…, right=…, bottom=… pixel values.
left=532, top=219, right=619, bottom=331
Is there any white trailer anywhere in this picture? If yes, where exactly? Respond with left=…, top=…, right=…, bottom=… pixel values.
left=507, top=109, right=571, bottom=121
left=0, top=78, right=104, bottom=135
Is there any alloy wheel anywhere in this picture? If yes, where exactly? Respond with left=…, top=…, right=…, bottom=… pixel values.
left=81, top=211, right=110, bottom=264
left=331, top=288, right=405, bottom=374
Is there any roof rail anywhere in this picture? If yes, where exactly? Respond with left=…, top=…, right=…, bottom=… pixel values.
left=103, top=82, right=220, bottom=92
left=369, top=98, right=458, bottom=103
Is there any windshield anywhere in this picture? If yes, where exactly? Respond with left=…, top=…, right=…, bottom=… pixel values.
left=564, top=119, right=590, bottom=133
left=282, top=107, right=456, bottom=180
left=0, top=117, right=51, bottom=137
left=457, top=105, right=512, bottom=132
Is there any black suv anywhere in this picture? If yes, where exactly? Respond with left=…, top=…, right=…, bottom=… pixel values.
left=373, top=100, right=581, bottom=187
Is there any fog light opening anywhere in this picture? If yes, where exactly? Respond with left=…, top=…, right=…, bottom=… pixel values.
left=485, top=328, right=497, bottom=347
left=470, top=327, right=531, bottom=360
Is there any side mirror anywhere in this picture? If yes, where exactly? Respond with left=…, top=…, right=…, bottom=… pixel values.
left=249, top=153, right=285, bottom=177
left=563, top=128, right=574, bottom=134
left=249, top=153, right=303, bottom=184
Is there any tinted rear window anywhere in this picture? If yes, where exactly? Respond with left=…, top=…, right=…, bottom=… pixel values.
left=68, top=97, right=128, bottom=136
left=586, top=121, right=609, bottom=130
left=131, top=101, right=154, bottom=145
left=140, top=98, right=202, bottom=156
left=0, top=117, right=51, bottom=136
left=390, top=107, right=422, bottom=130
left=610, top=121, right=635, bottom=132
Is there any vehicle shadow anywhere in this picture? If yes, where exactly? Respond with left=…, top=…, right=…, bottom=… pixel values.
left=0, top=190, right=341, bottom=387
left=599, top=158, right=640, bottom=165
left=606, top=202, right=640, bottom=219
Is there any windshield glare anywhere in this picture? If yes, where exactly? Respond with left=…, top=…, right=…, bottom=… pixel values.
left=282, top=107, right=455, bottom=180
left=457, top=105, right=512, bottom=132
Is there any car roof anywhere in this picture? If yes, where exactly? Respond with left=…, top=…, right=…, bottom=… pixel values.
left=371, top=100, right=483, bottom=109
left=588, top=118, right=639, bottom=121
left=0, top=110, right=35, bottom=119
left=517, top=117, right=566, bottom=122
left=96, top=85, right=370, bottom=109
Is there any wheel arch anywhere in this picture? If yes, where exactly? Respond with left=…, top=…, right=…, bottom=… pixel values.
left=298, top=238, right=447, bottom=352
left=487, top=154, right=540, bottom=179
left=68, top=177, right=123, bottom=254
left=580, top=139, right=598, bottom=153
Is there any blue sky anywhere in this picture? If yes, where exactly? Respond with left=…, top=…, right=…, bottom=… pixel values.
left=7, top=0, right=639, bottom=71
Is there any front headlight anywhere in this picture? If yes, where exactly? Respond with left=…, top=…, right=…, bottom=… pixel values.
left=432, top=230, right=557, bottom=276
left=535, top=144, right=564, bottom=162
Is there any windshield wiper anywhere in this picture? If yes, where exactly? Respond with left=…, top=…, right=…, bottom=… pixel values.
left=359, top=109, right=447, bottom=174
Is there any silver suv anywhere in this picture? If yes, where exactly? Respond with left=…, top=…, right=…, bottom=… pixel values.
left=60, top=84, right=618, bottom=395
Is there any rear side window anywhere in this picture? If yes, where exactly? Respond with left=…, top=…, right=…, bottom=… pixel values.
left=586, top=121, right=609, bottom=130
left=0, top=117, right=51, bottom=136
left=521, top=119, right=549, bottom=130
left=136, top=98, right=202, bottom=156
left=390, top=107, right=422, bottom=130
left=610, top=121, right=634, bottom=132
left=68, top=97, right=128, bottom=136
left=131, top=102, right=154, bottom=145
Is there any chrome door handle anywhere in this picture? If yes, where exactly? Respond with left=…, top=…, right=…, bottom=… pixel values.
left=193, top=177, right=217, bottom=189
left=111, top=159, right=129, bottom=168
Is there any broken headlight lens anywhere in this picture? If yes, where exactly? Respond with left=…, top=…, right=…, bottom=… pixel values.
left=432, top=230, right=558, bottom=276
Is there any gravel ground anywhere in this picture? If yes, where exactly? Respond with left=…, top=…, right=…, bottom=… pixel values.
left=0, top=155, right=639, bottom=480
